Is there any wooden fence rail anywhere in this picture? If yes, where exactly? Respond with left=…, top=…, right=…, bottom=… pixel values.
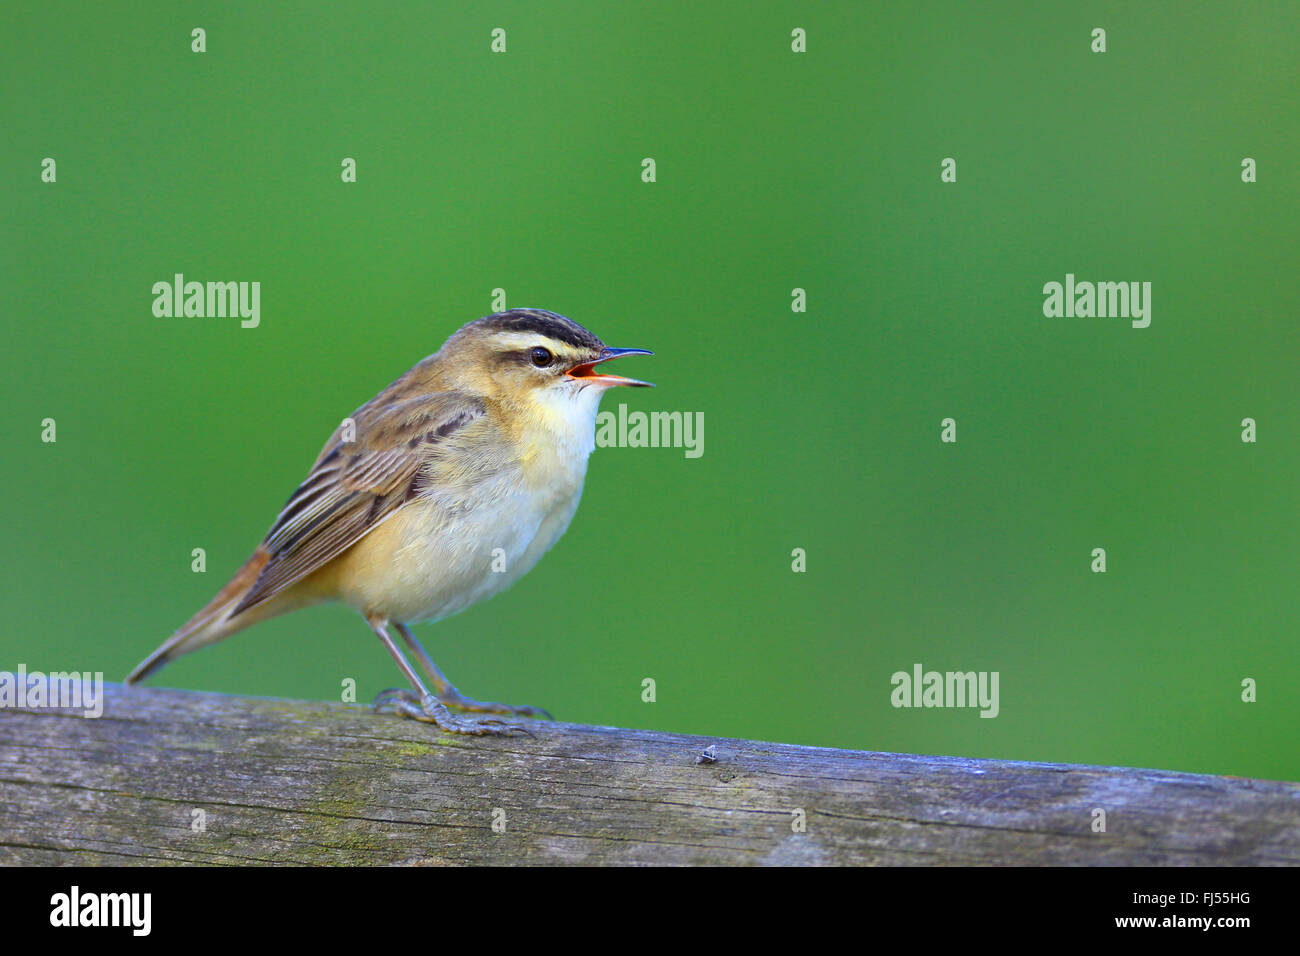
left=1, top=684, right=1297, bottom=865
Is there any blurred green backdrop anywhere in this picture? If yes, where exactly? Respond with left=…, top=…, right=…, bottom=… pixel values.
left=3, top=1, right=1296, bottom=780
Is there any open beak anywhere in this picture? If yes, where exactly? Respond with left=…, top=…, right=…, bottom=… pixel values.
left=566, top=347, right=654, bottom=388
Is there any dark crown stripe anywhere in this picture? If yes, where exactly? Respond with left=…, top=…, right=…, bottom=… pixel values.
left=477, top=309, right=601, bottom=350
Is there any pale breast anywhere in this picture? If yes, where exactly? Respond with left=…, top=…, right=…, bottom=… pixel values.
left=333, top=435, right=590, bottom=625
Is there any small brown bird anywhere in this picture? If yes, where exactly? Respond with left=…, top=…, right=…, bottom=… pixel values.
left=126, top=309, right=653, bottom=735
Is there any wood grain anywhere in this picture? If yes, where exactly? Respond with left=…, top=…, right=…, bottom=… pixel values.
left=1, top=684, right=1296, bottom=865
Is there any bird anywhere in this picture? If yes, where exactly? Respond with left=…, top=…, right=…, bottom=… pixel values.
left=126, top=309, right=653, bottom=735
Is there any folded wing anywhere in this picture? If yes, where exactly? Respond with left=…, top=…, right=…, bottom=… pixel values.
left=231, top=392, right=485, bottom=616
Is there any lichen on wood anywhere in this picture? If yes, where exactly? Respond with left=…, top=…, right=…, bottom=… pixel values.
left=1, top=685, right=1297, bottom=865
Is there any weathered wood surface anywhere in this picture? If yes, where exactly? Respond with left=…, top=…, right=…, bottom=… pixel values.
left=1, top=684, right=1297, bottom=865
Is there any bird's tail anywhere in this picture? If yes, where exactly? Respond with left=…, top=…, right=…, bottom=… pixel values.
left=125, top=549, right=273, bottom=685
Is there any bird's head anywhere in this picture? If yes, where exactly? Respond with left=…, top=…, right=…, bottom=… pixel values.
left=436, top=310, right=654, bottom=414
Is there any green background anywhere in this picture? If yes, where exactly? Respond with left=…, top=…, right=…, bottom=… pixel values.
left=3, top=2, right=1296, bottom=781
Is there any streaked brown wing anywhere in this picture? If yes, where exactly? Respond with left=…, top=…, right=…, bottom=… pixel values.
left=230, top=391, right=484, bottom=616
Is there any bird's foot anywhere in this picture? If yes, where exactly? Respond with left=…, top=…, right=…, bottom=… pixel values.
left=375, top=685, right=551, bottom=721
left=372, top=688, right=534, bottom=737
left=438, top=688, right=553, bottom=721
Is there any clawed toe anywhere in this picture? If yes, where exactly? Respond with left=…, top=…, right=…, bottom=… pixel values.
left=389, top=693, right=533, bottom=737
left=372, top=687, right=418, bottom=713
left=510, top=704, right=553, bottom=721
left=440, top=694, right=553, bottom=721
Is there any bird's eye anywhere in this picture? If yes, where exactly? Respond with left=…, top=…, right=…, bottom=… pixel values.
left=530, top=347, right=553, bottom=368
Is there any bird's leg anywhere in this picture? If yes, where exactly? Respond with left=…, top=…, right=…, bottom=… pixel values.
left=393, top=622, right=553, bottom=720
left=366, top=614, right=529, bottom=736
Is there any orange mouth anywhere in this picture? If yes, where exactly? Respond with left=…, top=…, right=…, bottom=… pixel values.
left=566, top=348, right=654, bottom=388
